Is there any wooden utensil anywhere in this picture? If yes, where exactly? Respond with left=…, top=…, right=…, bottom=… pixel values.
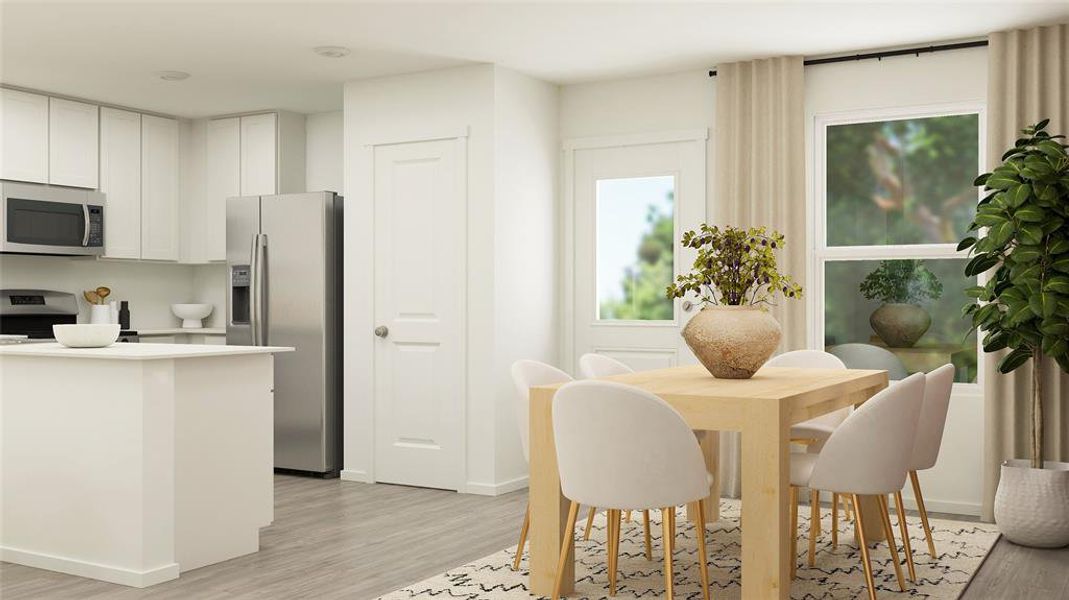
left=83, top=290, right=101, bottom=305
left=95, top=287, right=111, bottom=302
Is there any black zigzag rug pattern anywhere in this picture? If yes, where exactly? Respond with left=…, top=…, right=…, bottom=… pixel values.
left=379, top=498, right=998, bottom=599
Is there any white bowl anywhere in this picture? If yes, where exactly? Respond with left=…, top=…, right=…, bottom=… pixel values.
left=53, top=324, right=120, bottom=348
left=171, top=303, right=213, bottom=329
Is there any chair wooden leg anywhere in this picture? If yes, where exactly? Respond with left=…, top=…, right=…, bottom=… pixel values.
left=831, top=492, right=839, bottom=549
left=877, top=494, right=907, bottom=592
left=808, top=489, right=821, bottom=567
left=583, top=506, right=597, bottom=541
left=552, top=501, right=580, bottom=600
left=695, top=501, right=711, bottom=600
left=851, top=494, right=878, bottom=600
left=625, top=510, right=632, bottom=523
left=513, top=503, right=531, bottom=570
left=894, top=491, right=917, bottom=582
left=608, top=509, right=620, bottom=595
left=910, top=470, right=938, bottom=557
left=849, top=496, right=860, bottom=548
left=643, top=509, right=653, bottom=560
left=789, top=486, right=799, bottom=580
left=662, top=507, right=675, bottom=599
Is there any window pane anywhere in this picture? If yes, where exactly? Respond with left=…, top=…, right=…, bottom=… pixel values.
left=824, top=259, right=976, bottom=383
left=596, top=176, right=675, bottom=321
left=826, top=114, right=979, bottom=246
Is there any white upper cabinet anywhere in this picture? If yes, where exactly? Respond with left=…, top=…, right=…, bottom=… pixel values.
left=240, top=113, right=277, bottom=196
left=206, top=117, right=240, bottom=261
left=141, top=115, right=180, bottom=260
left=48, top=98, right=99, bottom=188
left=0, top=89, right=49, bottom=184
left=99, top=108, right=141, bottom=259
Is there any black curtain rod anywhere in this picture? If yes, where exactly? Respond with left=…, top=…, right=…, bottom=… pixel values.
left=707, top=40, right=988, bottom=77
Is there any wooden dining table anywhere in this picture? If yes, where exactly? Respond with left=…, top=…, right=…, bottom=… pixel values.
left=528, top=364, right=889, bottom=599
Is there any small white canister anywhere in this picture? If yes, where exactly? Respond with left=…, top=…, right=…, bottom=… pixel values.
left=89, top=304, right=111, bottom=324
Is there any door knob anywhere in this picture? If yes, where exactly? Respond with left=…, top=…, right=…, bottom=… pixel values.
left=682, top=300, right=694, bottom=312
left=374, top=325, right=389, bottom=338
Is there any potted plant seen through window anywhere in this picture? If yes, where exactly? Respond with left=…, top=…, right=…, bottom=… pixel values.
left=860, top=259, right=943, bottom=347
left=962, top=119, right=1069, bottom=548
left=666, top=224, right=802, bottom=379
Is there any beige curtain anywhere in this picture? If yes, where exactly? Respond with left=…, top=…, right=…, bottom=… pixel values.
left=713, top=56, right=806, bottom=496
left=982, top=23, right=1069, bottom=521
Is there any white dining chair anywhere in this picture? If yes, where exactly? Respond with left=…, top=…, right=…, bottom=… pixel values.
left=903, top=363, right=955, bottom=563
left=578, top=353, right=649, bottom=538
left=578, top=353, right=633, bottom=379
left=765, top=350, right=850, bottom=565
left=551, top=380, right=714, bottom=600
left=510, top=359, right=574, bottom=571
left=789, top=372, right=926, bottom=600
left=827, top=343, right=910, bottom=380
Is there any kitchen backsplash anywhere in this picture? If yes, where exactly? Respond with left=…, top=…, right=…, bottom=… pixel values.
left=0, top=254, right=224, bottom=330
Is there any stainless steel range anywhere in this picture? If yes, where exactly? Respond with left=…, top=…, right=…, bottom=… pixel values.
left=0, top=289, right=139, bottom=343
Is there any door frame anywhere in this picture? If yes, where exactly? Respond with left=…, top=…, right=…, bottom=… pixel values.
left=560, top=128, right=709, bottom=371
left=343, top=129, right=469, bottom=491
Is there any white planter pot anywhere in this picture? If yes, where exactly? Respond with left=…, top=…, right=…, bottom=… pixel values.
left=993, top=459, right=1069, bottom=548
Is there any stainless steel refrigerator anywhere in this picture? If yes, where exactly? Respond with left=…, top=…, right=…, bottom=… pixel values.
left=226, top=192, right=342, bottom=476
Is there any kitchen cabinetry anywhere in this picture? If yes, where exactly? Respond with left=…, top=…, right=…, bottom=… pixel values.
left=0, top=89, right=49, bottom=184
left=48, top=98, right=99, bottom=188
left=141, top=115, right=180, bottom=260
left=99, top=108, right=141, bottom=259
left=194, top=111, right=305, bottom=262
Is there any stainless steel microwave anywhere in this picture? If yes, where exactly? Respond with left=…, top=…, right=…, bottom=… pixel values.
left=0, top=181, right=105, bottom=256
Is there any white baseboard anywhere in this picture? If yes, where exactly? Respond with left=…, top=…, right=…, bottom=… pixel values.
left=902, top=495, right=982, bottom=518
left=462, top=475, right=529, bottom=496
left=0, top=546, right=179, bottom=588
left=339, top=469, right=371, bottom=483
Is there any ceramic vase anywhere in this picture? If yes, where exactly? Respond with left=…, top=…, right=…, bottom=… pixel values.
left=994, top=459, right=1069, bottom=548
left=869, top=303, right=931, bottom=348
left=681, top=305, right=781, bottom=379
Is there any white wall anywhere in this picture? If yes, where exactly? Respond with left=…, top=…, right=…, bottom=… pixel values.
left=0, top=255, right=202, bottom=328
left=805, top=46, right=988, bottom=516
left=492, top=67, right=559, bottom=484
left=306, top=111, right=343, bottom=195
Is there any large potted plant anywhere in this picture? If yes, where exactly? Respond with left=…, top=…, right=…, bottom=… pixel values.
left=860, top=259, right=943, bottom=347
left=962, top=119, right=1069, bottom=548
left=666, top=224, right=802, bottom=379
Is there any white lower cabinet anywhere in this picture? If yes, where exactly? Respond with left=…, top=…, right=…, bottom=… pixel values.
left=99, top=108, right=142, bottom=259
left=141, top=115, right=180, bottom=261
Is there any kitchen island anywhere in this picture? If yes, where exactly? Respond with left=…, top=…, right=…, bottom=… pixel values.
left=0, top=342, right=292, bottom=587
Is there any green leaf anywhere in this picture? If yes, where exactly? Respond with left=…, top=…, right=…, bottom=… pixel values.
left=965, top=253, right=999, bottom=276
left=957, top=237, right=977, bottom=252
left=974, top=303, right=1000, bottom=328
left=974, top=213, right=1008, bottom=227
left=1019, top=224, right=1044, bottom=246
left=983, top=331, right=1009, bottom=352
left=1050, top=238, right=1069, bottom=255
left=998, top=348, right=1033, bottom=373
left=973, top=173, right=991, bottom=186
left=1007, top=184, right=1032, bottom=207
left=1040, top=320, right=1069, bottom=337
left=1039, top=293, right=1059, bottom=318
left=964, top=285, right=986, bottom=298
left=986, top=175, right=1018, bottom=190
left=1012, top=246, right=1043, bottom=263
left=989, top=221, right=1016, bottom=247
left=1045, top=275, right=1069, bottom=295
left=1036, top=118, right=1050, bottom=130
left=1015, top=205, right=1046, bottom=222
left=1006, top=301, right=1036, bottom=325
left=1053, top=257, right=1069, bottom=274
left=1037, top=139, right=1067, bottom=159
left=1042, top=337, right=1068, bottom=358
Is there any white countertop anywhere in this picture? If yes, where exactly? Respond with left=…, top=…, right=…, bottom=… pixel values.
left=0, top=342, right=293, bottom=360
left=137, top=328, right=226, bottom=336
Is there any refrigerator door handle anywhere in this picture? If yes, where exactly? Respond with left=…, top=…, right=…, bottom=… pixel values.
left=249, top=234, right=261, bottom=346
left=257, top=233, right=269, bottom=346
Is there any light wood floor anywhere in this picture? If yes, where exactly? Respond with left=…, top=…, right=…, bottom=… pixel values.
left=2, top=475, right=1066, bottom=599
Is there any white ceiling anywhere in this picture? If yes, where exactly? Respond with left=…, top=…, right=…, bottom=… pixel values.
left=2, top=1, right=1067, bottom=118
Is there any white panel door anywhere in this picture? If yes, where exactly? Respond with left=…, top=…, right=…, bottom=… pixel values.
left=240, top=113, right=277, bottom=196
left=206, top=117, right=240, bottom=261
left=571, top=138, right=706, bottom=371
left=99, top=108, right=141, bottom=259
left=48, top=98, right=99, bottom=188
left=372, top=138, right=465, bottom=490
left=140, top=115, right=180, bottom=260
left=0, top=89, right=49, bottom=183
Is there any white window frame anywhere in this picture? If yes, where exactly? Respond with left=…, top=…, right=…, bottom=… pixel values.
left=809, top=102, right=986, bottom=392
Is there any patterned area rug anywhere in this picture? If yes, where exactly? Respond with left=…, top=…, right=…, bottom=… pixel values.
left=379, top=499, right=998, bottom=599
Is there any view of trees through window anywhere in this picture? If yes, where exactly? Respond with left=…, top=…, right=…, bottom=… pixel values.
left=596, top=176, right=675, bottom=320
left=822, top=112, right=980, bottom=383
